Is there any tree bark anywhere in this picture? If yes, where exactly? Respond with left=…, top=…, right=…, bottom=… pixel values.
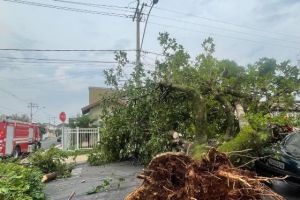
left=192, top=94, right=207, bottom=142
left=41, top=172, right=58, bottom=183
left=234, top=102, right=250, bottom=129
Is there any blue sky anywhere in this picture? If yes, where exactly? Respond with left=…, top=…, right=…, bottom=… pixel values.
left=0, top=0, right=300, bottom=124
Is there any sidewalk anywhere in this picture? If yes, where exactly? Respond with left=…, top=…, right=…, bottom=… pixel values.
left=45, top=162, right=143, bottom=200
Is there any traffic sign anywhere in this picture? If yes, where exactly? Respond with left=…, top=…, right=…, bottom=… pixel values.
left=59, top=112, right=66, bottom=123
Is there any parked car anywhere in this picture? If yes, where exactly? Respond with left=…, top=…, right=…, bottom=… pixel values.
left=255, top=131, right=300, bottom=186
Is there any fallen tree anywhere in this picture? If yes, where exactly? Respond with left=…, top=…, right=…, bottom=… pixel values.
left=125, top=149, right=284, bottom=200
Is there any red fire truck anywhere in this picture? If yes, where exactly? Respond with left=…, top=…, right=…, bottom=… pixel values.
left=0, top=120, right=41, bottom=158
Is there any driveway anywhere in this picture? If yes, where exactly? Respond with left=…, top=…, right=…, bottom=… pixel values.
left=45, top=162, right=142, bottom=200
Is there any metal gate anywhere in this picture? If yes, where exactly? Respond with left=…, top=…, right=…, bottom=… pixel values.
left=62, top=127, right=100, bottom=150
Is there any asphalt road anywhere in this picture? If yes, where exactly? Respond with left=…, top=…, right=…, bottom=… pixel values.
left=270, top=181, right=300, bottom=200
left=41, top=137, right=60, bottom=149
left=45, top=162, right=142, bottom=200
left=45, top=160, right=300, bottom=200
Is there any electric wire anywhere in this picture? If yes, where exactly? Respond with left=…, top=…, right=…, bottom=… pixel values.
left=2, top=0, right=133, bottom=18
left=148, top=21, right=300, bottom=50
left=148, top=5, right=300, bottom=40
left=149, top=14, right=300, bottom=45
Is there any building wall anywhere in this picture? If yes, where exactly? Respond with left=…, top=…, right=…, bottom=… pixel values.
left=89, top=87, right=112, bottom=105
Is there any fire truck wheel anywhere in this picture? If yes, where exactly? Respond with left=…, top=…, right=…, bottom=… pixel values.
left=13, top=146, right=21, bottom=158
left=35, top=141, right=41, bottom=149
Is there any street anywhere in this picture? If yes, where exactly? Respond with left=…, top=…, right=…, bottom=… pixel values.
left=41, top=137, right=60, bottom=149
left=45, top=162, right=142, bottom=200
left=270, top=181, right=300, bottom=200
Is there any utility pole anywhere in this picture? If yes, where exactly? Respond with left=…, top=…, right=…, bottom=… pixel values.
left=52, top=117, right=56, bottom=126
left=28, top=102, right=39, bottom=122
left=133, top=0, right=144, bottom=66
left=133, top=0, right=159, bottom=65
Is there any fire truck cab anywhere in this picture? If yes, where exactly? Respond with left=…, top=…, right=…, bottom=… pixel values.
left=0, top=120, right=41, bottom=158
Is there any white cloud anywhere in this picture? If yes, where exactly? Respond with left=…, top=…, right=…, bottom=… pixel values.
left=0, top=0, right=300, bottom=123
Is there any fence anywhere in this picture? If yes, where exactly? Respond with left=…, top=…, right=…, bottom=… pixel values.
left=62, top=127, right=100, bottom=150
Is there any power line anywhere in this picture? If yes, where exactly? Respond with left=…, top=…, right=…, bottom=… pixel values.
left=0, top=48, right=163, bottom=56
left=0, top=61, right=122, bottom=68
left=0, top=87, right=29, bottom=103
left=2, top=0, right=132, bottom=18
left=0, top=56, right=121, bottom=64
left=28, top=102, right=39, bottom=122
left=0, top=48, right=136, bottom=52
left=149, top=14, right=300, bottom=45
left=149, top=5, right=300, bottom=40
left=148, top=21, right=300, bottom=51
left=0, top=71, right=102, bottom=82
left=51, top=0, right=135, bottom=11
left=0, top=106, right=23, bottom=114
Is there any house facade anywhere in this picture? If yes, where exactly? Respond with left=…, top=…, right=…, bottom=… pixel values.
left=81, top=87, right=113, bottom=124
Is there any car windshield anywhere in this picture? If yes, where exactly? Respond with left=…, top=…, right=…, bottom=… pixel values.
left=284, top=133, right=300, bottom=158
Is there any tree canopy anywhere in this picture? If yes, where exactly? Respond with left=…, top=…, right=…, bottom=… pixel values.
left=89, top=32, right=300, bottom=165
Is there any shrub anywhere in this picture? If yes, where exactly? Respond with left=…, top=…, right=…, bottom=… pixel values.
left=29, top=146, right=71, bottom=177
left=88, top=151, right=112, bottom=166
left=0, top=162, right=45, bottom=200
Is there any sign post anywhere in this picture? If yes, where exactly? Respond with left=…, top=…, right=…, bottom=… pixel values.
left=59, top=112, right=66, bottom=150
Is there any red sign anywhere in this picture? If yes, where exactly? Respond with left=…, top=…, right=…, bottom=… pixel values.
left=59, top=112, right=66, bottom=123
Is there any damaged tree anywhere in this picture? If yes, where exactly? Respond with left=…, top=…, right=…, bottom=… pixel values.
left=90, top=32, right=300, bottom=166
left=125, top=149, right=284, bottom=200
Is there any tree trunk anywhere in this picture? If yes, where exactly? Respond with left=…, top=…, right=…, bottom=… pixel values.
left=42, top=172, right=58, bottom=183
left=215, top=95, right=235, bottom=139
left=234, top=102, right=250, bottom=129
left=193, top=94, right=207, bottom=142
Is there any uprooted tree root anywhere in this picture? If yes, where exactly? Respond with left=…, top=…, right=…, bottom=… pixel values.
left=125, top=149, right=284, bottom=200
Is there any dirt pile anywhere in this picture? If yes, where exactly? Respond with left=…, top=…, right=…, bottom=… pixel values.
left=125, top=149, right=284, bottom=200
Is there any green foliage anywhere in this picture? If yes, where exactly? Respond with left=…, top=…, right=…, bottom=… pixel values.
left=246, top=113, right=269, bottom=131
left=29, top=146, right=71, bottom=177
left=87, top=179, right=112, bottom=195
left=219, top=126, right=270, bottom=153
left=218, top=126, right=270, bottom=166
left=191, top=144, right=208, bottom=160
left=0, top=162, right=45, bottom=200
left=90, top=32, right=300, bottom=166
left=246, top=112, right=296, bottom=131
left=291, top=114, right=300, bottom=127
left=269, top=113, right=292, bottom=126
left=69, top=115, right=96, bottom=128
left=88, top=151, right=112, bottom=166
left=86, top=176, right=126, bottom=195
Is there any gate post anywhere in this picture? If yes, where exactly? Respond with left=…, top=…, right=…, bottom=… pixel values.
left=61, top=126, right=65, bottom=150
left=76, top=127, right=79, bottom=150
left=97, top=127, right=100, bottom=143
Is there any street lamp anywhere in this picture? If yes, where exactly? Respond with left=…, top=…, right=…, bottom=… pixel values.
left=140, top=0, right=159, bottom=49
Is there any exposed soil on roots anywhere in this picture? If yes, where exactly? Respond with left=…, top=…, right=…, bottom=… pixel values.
left=125, top=149, right=284, bottom=200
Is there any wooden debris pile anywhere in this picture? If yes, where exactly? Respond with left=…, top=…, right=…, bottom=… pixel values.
left=125, top=149, right=284, bottom=200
